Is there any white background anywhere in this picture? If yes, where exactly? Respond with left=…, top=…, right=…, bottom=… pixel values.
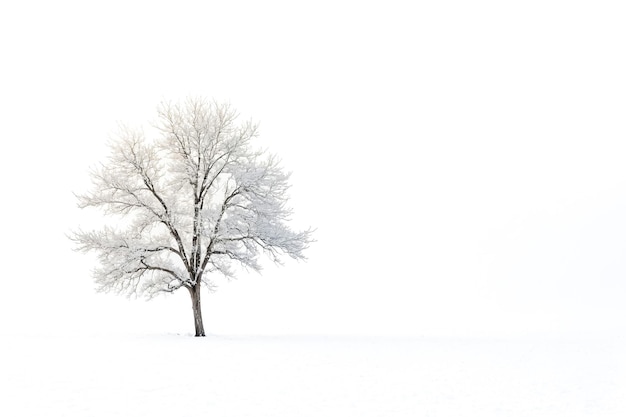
left=1, top=0, right=626, bottom=338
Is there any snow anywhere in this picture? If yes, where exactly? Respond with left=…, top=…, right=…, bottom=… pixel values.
left=2, top=333, right=624, bottom=416
left=2, top=2, right=626, bottom=415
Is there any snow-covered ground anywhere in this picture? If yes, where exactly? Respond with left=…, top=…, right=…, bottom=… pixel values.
left=2, top=333, right=625, bottom=416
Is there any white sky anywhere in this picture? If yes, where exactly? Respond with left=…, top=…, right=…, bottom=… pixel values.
left=1, top=0, right=626, bottom=338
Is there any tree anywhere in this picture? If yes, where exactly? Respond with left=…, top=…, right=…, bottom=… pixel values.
left=71, top=97, right=313, bottom=336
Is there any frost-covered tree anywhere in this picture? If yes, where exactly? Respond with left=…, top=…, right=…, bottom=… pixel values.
left=72, top=98, right=313, bottom=336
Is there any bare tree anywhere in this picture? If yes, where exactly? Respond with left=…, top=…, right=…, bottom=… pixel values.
left=71, top=97, right=313, bottom=336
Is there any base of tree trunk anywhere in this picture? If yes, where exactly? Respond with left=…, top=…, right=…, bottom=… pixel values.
left=190, top=286, right=206, bottom=337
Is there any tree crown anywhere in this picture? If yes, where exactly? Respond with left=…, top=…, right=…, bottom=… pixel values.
left=72, top=97, right=313, bottom=298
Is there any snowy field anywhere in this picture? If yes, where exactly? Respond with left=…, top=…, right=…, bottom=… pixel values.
left=2, top=333, right=625, bottom=416
left=3, top=1, right=626, bottom=416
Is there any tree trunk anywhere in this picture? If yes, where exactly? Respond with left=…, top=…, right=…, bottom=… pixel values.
left=190, top=285, right=206, bottom=337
